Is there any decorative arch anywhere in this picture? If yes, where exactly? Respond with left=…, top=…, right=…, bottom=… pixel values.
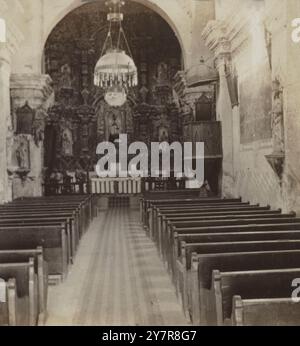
left=42, top=0, right=184, bottom=174
left=42, top=0, right=188, bottom=69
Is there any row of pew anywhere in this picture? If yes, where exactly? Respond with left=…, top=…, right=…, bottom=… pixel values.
left=141, top=193, right=300, bottom=326
left=0, top=195, right=96, bottom=326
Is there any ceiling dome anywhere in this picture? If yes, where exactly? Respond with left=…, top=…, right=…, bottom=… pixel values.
left=186, top=57, right=219, bottom=88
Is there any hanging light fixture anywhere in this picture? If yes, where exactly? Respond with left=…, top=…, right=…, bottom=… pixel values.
left=104, top=85, right=127, bottom=107
left=94, top=0, right=138, bottom=107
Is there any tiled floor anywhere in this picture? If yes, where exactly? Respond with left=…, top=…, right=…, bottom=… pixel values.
left=45, top=207, right=188, bottom=326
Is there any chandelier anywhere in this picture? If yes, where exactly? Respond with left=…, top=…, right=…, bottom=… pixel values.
left=94, top=0, right=138, bottom=107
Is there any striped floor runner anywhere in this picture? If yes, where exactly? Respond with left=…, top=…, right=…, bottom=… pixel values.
left=45, top=207, right=188, bottom=326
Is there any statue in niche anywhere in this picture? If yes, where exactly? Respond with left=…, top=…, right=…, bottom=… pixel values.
left=139, top=85, right=149, bottom=104
left=271, top=78, right=284, bottom=154
left=153, top=113, right=169, bottom=142
left=107, top=111, right=122, bottom=142
left=109, top=114, right=120, bottom=141
left=59, top=64, right=73, bottom=90
left=61, top=124, right=73, bottom=156
left=16, top=141, right=30, bottom=169
left=32, top=108, right=47, bottom=147
left=16, top=101, right=34, bottom=135
left=157, top=62, right=168, bottom=84
left=81, top=88, right=90, bottom=105
left=159, top=126, right=169, bottom=143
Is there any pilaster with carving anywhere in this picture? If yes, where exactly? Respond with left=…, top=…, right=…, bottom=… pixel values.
left=9, top=73, right=54, bottom=198
left=202, top=20, right=235, bottom=197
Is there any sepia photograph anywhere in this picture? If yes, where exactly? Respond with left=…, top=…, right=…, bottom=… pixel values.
left=0, top=0, right=300, bottom=334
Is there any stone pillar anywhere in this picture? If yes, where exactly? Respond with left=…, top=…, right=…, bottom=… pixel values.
left=203, top=20, right=235, bottom=197
left=0, top=46, right=12, bottom=203
left=280, top=0, right=300, bottom=213
left=10, top=74, right=54, bottom=199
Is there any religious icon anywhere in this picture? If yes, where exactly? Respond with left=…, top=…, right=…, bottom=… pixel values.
left=61, top=128, right=73, bottom=156
left=59, top=63, right=73, bottom=90
left=108, top=112, right=122, bottom=142
left=157, top=62, right=168, bottom=84
left=158, top=126, right=169, bottom=142
left=15, top=140, right=30, bottom=169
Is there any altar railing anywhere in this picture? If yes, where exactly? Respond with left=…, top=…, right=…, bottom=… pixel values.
left=91, top=177, right=142, bottom=195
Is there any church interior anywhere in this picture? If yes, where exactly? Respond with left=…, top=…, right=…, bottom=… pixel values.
left=0, top=0, right=300, bottom=326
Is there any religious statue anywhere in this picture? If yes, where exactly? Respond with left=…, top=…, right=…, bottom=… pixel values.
left=61, top=127, right=73, bottom=156
left=16, top=141, right=30, bottom=169
left=81, top=88, right=90, bottom=105
left=159, top=126, right=169, bottom=143
left=108, top=112, right=121, bottom=142
left=139, top=85, right=149, bottom=104
left=59, top=64, right=73, bottom=90
left=271, top=78, right=284, bottom=154
left=110, top=117, right=120, bottom=135
left=32, top=108, right=47, bottom=147
left=157, top=62, right=168, bottom=84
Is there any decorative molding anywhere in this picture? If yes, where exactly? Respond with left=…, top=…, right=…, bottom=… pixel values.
left=10, top=73, right=54, bottom=109
left=202, top=20, right=231, bottom=61
left=202, top=4, right=266, bottom=62
left=265, top=153, right=285, bottom=182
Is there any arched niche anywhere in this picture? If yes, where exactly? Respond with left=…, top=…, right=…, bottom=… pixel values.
left=42, top=0, right=183, bottom=173
left=42, top=0, right=188, bottom=70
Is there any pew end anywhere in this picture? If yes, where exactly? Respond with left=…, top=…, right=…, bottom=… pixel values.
left=232, top=296, right=300, bottom=326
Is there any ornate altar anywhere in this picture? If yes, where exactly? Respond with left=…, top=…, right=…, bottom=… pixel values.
left=42, top=1, right=184, bottom=194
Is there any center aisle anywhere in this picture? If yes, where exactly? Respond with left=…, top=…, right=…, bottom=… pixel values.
left=46, top=206, right=188, bottom=326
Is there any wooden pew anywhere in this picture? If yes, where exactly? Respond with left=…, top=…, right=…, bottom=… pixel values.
left=0, top=196, right=95, bottom=249
left=177, top=240, right=300, bottom=319
left=151, top=204, right=267, bottom=237
left=0, top=214, right=78, bottom=259
left=174, top=230, right=300, bottom=261
left=190, top=249, right=300, bottom=325
left=157, top=210, right=288, bottom=256
left=0, top=258, right=38, bottom=326
left=231, top=296, right=300, bottom=326
left=9, top=194, right=94, bottom=231
left=166, top=222, right=300, bottom=276
left=0, top=219, right=73, bottom=266
left=211, top=268, right=300, bottom=326
left=0, top=247, right=48, bottom=323
left=0, top=225, right=68, bottom=282
left=153, top=204, right=272, bottom=241
left=0, top=278, right=17, bottom=325
left=0, top=207, right=82, bottom=238
left=141, top=197, right=243, bottom=225
left=147, top=202, right=253, bottom=238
